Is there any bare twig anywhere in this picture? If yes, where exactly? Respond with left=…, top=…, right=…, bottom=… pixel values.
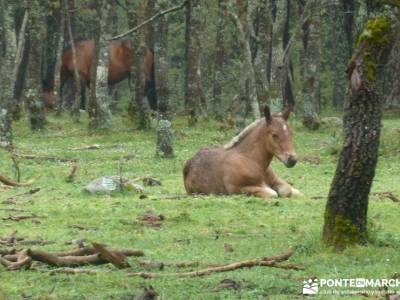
left=66, top=165, right=79, bottom=183
left=109, top=0, right=188, bottom=40
left=128, top=250, right=295, bottom=278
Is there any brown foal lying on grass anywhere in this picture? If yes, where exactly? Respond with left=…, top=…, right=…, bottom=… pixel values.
left=183, top=106, right=301, bottom=199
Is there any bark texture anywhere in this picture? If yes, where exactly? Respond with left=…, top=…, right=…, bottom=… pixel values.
left=323, top=16, right=395, bottom=249
left=211, top=0, right=226, bottom=120
left=0, top=0, right=13, bottom=148
left=301, top=0, right=321, bottom=130
left=26, top=0, right=46, bottom=131
left=184, top=0, right=207, bottom=120
left=331, top=0, right=355, bottom=110
left=88, top=0, right=112, bottom=130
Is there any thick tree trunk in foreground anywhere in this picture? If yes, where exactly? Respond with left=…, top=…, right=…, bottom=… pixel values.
left=184, top=0, right=206, bottom=122
left=323, top=16, right=395, bottom=249
left=26, top=1, right=46, bottom=131
left=301, top=0, right=321, bottom=130
left=88, top=0, right=112, bottom=130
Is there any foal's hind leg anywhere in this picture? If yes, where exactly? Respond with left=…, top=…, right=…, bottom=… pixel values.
left=240, top=186, right=278, bottom=199
left=265, top=167, right=301, bottom=198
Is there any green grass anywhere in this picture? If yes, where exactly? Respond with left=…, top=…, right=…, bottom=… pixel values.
left=0, top=111, right=399, bottom=300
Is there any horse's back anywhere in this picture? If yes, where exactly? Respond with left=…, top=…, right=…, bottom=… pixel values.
left=183, top=147, right=226, bottom=195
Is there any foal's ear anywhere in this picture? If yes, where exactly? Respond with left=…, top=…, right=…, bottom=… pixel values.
left=264, top=106, right=272, bottom=123
left=281, top=107, right=291, bottom=120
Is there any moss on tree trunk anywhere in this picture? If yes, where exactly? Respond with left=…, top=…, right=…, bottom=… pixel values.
left=323, top=15, right=395, bottom=249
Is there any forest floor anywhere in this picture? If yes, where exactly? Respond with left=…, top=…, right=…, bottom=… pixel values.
left=0, top=110, right=399, bottom=300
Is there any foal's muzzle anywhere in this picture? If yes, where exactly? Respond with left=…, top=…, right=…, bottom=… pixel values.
left=277, top=153, right=298, bottom=168
left=286, top=156, right=297, bottom=168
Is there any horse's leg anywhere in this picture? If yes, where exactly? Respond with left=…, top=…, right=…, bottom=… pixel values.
left=265, top=167, right=301, bottom=197
left=240, top=185, right=278, bottom=199
left=80, top=85, right=86, bottom=110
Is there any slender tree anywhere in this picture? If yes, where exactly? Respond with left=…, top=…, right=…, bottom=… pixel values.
left=184, top=0, right=207, bottom=123
left=0, top=0, right=13, bottom=148
left=131, top=0, right=152, bottom=129
left=301, top=0, right=321, bottom=130
left=230, top=0, right=260, bottom=121
left=331, top=0, right=356, bottom=110
left=26, top=0, right=46, bottom=131
left=211, top=0, right=226, bottom=120
left=323, top=15, right=396, bottom=249
left=88, top=0, right=113, bottom=130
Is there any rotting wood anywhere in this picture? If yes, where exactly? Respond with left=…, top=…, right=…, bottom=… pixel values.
left=48, top=267, right=107, bottom=275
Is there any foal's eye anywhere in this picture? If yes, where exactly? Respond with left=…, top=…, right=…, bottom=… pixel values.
left=272, top=133, right=279, bottom=140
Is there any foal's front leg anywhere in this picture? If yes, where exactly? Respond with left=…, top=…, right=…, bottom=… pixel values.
left=239, top=185, right=278, bottom=199
left=265, top=167, right=301, bottom=197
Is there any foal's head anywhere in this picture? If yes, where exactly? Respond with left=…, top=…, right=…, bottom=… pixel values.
left=263, top=106, right=298, bottom=168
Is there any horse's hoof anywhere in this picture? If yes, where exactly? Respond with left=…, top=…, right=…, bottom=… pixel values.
left=290, top=188, right=302, bottom=197
left=265, top=187, right=278, bottom=198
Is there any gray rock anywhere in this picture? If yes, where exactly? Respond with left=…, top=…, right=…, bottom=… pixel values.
left=84, top=176, right=121, bottom=194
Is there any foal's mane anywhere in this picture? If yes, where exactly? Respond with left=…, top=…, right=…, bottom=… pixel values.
left=223, top=119, right=263, bottom=150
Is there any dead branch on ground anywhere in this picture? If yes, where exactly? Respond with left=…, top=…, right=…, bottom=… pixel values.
left=128, top=250, right=299, bottom=278
left=12, top=153, right=78, bottom=163
left=0, top=172, right=33, bottom=187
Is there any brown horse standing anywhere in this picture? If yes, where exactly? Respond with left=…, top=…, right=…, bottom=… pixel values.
left=58, top=39, right=157, bottom=110
left=183, top=106, right=301, bottom=198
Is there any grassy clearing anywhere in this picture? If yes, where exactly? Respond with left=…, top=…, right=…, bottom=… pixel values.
left=0, top=112, right=399, bottom=300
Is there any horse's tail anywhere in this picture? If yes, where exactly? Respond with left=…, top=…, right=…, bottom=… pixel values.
left=145, top=48, right=158, bottom=111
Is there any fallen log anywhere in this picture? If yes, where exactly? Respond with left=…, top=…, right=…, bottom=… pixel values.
left=92, top=243, right=130, bottom=269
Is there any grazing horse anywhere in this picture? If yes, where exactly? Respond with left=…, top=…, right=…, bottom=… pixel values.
left=183, top=106, right=301, bottom=199
left=59, top=39, right=157, bottom=110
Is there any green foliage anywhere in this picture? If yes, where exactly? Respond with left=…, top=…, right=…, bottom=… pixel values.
left=0, top=113, right=399, bottom=299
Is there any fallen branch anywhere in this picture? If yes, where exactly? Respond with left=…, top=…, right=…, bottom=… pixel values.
left=70, top=144, right=100, bottom=151
left=372, top=192, right=399, bottom=203
left=0, top=249, right=32, bottom=270
left=49, top=267, right=107, bottom=275
left=92, top=242, right=130, bottom=269
left=0, top=173, right=33, bottom=187
left=129, top=250, right=295, bottom=278
left=2, top=214, right=39, bottom=221
left=12, top=153, right=78, bottom=163
left=109, top=0, right=188, bottom=40
left=55, top=246, right=144, bottom=257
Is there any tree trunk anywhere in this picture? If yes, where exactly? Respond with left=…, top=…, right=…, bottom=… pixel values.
left=231, top=0, right=260, bottom=121
left=66, top=0, right=82, bottom=120
left=266, top=0, right=277, bottom=87
left=282, top=0, right=295, bottom=111
left=301, top=0, right=321, bottom=130
left=331, top=0, right=355, bottom=110
left=211, top=0, right=226, bottom=120
left=26, top=0, right=46, bottom=131
left=323, top=16, right=396, bottom=249
left=184, top=0, right=206, bottom=123
left=132, top=0, right=151, bottom=129
left=0, top=0, right=13, bottom=148
left=88, top=0, right=112, bottom=130
left=42, top=1, right=61, bottom=109
left=12, top=5, right=30, bottom=119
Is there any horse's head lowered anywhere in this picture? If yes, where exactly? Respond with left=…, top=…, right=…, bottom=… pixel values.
left=263, top=106, right=298, bottom=168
